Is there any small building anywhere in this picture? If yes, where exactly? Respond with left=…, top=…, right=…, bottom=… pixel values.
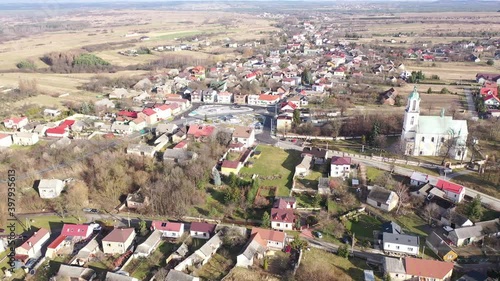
left=152, top=221, right=185, bottom=238
left=71, top=238, right=99, bottom=266
left=367, top=186, right=399, bottom=212
left=448, top=218, right=500, bottom=247
left=330, top=156, right=351, bottom=178
left=221, top=160, right=242, bottom=176
left=295, top=154, right=312, bottom=177
left=382, top=232, right=419, bottom=256
left=105, top=272, right=139, bottom=281
left=270, top=208, right=296, bottom=231
left=0, top=134, right=13, bottom=147
left=37, top=179, right=65, bottom=199
left=102, top=228, right=136, bottom=255
left=134, top=229, right=162, bottom=258
left=3, top=116, right=28, bottom=129
left=15, top=228, right=50, bottom=260
left=273, top=197, right=296, bottom=209
left=302, top=147, right=329, bottom=164
left=383, top=257, right=454, bottom=281
left=61, top=224, right=93, bottom=242
left=12, top=132, right=39, bottom=146
left=166, top=270, right=200, bottom=281
left=232, top=126, right=255, bottom=147
left=409, top=171, right=430, bottom=186
left=250, top=227, right=286, bottom=249
left=187, top=125, right=216, bottom=141
left=434, top=179, right=465, bottom=203
left=44, top=108, right=62, bottom=117
left=217, top=91, right=233, bottom=104
left=425, top=232, right=458, bottom=262
left=163, top=149, right=197, bottom=164
left=457, top=271, right=490, bottom=281
left=125, top=192, right=149, bottom=210
left=126, top=143, right=156, bottom=157
left=236, top=232, right=266, bottom=268
left=53, top=264, right=96, bottom=281
left=190, top=222, right=217, bottom=239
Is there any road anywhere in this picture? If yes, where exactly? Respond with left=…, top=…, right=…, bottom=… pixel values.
left=464, top=89, right=478, bottom=119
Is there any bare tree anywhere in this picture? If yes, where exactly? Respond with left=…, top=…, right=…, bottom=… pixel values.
left=423, top=202, right=439, bottom=225
left=395, top=183, right=410, bottom=215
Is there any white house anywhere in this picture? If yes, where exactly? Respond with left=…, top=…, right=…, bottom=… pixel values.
left=330, top=156, right=351, bottom=178
left=217, top=91, right=233, bottom=104
left=38, top=179, right=65, bottom=199
left=3, top=116, right=28, bottom=129
left=384, top=257, right=454, bottom=281
left=409, top=171, right=430, bottom=186
left=236, top=227, right=287, bottom=268
left=273, top=197, right=297, bottom=209
left=367, top=186, right=399, bottom=212
left=126, top=143, right=156, bottom=157
left=295, top=155, right=312, bottom=177
left=232, top=126, right=255, bottom=147
left=44, top=108, right=62, bottom=117
left=247, top=94, right=259, bottom=105
left=258, top=94, right=280, bottom=106
left=152, top=221, right=185, bottom=238
left=102, top=228, right=136, bottom=255
left=202, top=89, right=218, bottom=103
left=15, top=228, right=50, bottom=260
left=401, top=86, right=468, bottom=160
left=382, top=232, right=420, bottom=256
left=484, top=94, right=500, bottom=107
left=133, top=229, right=162, bottom=258
left=189, top=222, right=216, bottom=239
left=13, top=132, right=39, bottom=146
left=270, top=208, right=296, bottom=231
left=0, top=134, right=13, bottom=147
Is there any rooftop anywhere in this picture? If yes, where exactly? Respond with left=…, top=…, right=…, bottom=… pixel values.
left=405, top=257, right=454, bottom=279
left=251, top=227, right=286, bottom=243
left=331, top=156, right=351, bottom=165
left=190, top=222, right=216, bottom=234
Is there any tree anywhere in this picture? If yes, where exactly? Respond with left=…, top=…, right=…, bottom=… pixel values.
left=301, top=68, right=313, bottom=85
left=215, top=130, right=232, bottom=146
left=467, top=195, right=483, bottom=222
left=337, top=244, right=349, bottom=258
left=424, top=203, right=439, bottom=225
left=486, top=59, right=494, bottom=66
left=292, top=109, right=301, bottom=127
left=306, top=215, right=318, bottom=226
left=440, top=87, right=450, bottom=95
left=368, top=121, right=381, bottom=146
left=18, top=78, right=38, bottom=96
left=313, top=194, right=322, bottom=207
left=138, top=220, right=148, bottom=236
left=394, top=95, right=402, bottom=107
left=290, top=234, right=308, bottom=251
left=395, top=183, right=410, bottom=215
left=427, top=87, right=432, bottom=94
left=261, top=212, right=270, bottom=227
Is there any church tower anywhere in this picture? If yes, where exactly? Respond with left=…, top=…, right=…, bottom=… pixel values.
left=401, top=86, right=421, bottom=154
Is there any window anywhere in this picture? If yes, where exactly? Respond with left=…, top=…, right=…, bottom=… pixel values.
left=285, top=224, right=288, bottom=228
left=441, top=137, right=445, bottom=143
left=277, top=223, right=281, bottom=227
left=431, top=137, right=434, bottom=142
left=411, top=100, right=417, bottom=111
left=419, top=151, right=423, bottom=155
left=410, top=116, right=414, bottom=125
left=457, top=150, right=462, bottom=156
left=377, top=202, right=381, bottom=207
left=421, top=137, right=425, bottom=142
left=408, top=247, right=413, bottom=252
left=396, top=246, right=400, bottom=249
left=107, top=243, right=111, bottom=247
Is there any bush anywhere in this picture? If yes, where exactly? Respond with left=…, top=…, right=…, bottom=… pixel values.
left=73, top=53, right=110, bottom=67
left=486, top=59, right=494, bottom=66
left=16, top=59, right=37, bottom=70
left=337, top=244, right=349, bottom=258
left=440, top=87, right=450, bottom=94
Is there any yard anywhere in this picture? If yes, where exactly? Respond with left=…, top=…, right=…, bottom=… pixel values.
left=223, top=267, right=280, bottom=281
left=13, top=215, right=80, bottom=235
left=298, top=248, right=382, bottom=281
left=125, top=241, right=176, bottom=280
left=240, top=145, right=301, bottom=196
left=194, top=244, right=242, bottom=281
left=344, top=214, right=383, bottom=241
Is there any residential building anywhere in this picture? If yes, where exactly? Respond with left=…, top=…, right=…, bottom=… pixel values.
left=258, top=94, right=280, bottom=105
left=3, top=116, right=28, bottom=129
left=53, top=265, right=96, bottom=281
left=202, top=89, right=218, bottom=103
left=12, top=132, right=39, bottom=146
left=426, top=232, right=458, bottom=262
left=276, top=116, right=292, bottom=130
left=37, top=179, right=65, bottom=199
left=190, top=222, right=216, bottom=239
left=234, top=94, right=248, bottom=104
left=251, top=227, right=286, bottom=249
left=367, top=186, right=399, bottom=212
left=236, top=232, right=266, bottom=268
left=383, top=257, right=454, bottom=281
left=187, top=125, right=215, bottom=141
left=15, top=228, right=50, bottom=260
left=434, top=179, right=465, bottom=203
left=0, top=134, right=13, bottom=147
left=71, top=238, right=99, bottom=266
left=137, top=108, right=159, bottom=125
left=382, top=232, right=419, bottom=256
left=401, top=87, right=468, bottom=160
left=44, top=108, right=62, bottom=117
left=271, top=208, right=296, bottom=231
left=448, top=218, right=500, bottom=247
left=302, top=147, right=329, bottom=164
left=163, top=149, right=197, bottom=163
left=232, top=126, right=255, bottom=147
left=126, top=143, right=156, bottom=157
left=217, top=91, right=233, bottom=104
left=221, top=160, right=242, bottom=176
left=457, top=271, right=491, bottom=281
left=273, top=197, right=297, bottom=209
left=102, top=228, right=136, bottom=255
left=152, top=221, right=185, bottom=238
left=295, top=154, right=312, bottom=177
left=409, top=171, right=430, bottom=186
left=247, top=94, right=259, bottom=105
left=330, top=156, right=351, bottom=178
left=166, top=270, right=200, bottom=281
left=476, top=73, right=500, bottom=84
left=105, top=272, right=139, bottom=281
left=175, top=232, right=223, bottom=271
left=45, top=235, right=72, bottom=258
left=133, top=229, right=162, bottom=258
left=125, top=192, right=149, bottom=210
left=61, top=224, right=93, bottom=241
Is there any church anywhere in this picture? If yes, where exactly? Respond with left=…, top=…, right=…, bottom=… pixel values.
left=401, top=86, right=468, bottom=160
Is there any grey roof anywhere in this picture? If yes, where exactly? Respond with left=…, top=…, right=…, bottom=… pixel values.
left=135, top=230, right=162, bottom=254
left=417, top=116, right=468, bottom=138
left=383, top=232, right=419, bottom=247
left=74, top=238, right=99, bottom=260
left=105, top=272, right=139, bottom=281
left=163, top=149, right=196, bottom=162
left=296, top=154, right=312, bottom=170
left=38, top=179, right=64, bottom=190
left=56, top=264, right=95, bottom=280
left=451, top=225, right=484, bottom=239
left=156, top=123, right=178, bottom=134
left=112, top=123, right=132, bottom=131
left=457, top=270, right=490, bottom=281
left=426, top=232, right=454, bottom=258
left=154, top=134, right=170, bottom=145
left=368, top=186, right=397, bottom=205
left=127, top=143, right=155, bottom=155
left=166, top=270, right=198, bottom=281
left=381, top=221, right=402, bottom=234
left=197, top=232, right=222, bottom=258
left=174, top=243, right=189, bottom=257
left=240, top=236, right=266, bottom=260
left=383, top=257, right=405, bottom=274
left=475, top=218, right=500, bottom=235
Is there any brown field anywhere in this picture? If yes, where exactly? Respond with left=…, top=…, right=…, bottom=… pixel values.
left=405, top=61, right=500, bottom=83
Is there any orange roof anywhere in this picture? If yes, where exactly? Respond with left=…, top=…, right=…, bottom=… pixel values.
left=249, top=232, right=267, bottom=248
left=271, top=208, right=295, bottom=223
left=405, top=257, right=454, bottom=279
left=222, top=160, right=240, bottom=169
left=259, top=94, right=279, bottom=101
left=251, top=227, right=286, bottom=243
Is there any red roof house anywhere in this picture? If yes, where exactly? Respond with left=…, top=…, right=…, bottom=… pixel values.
left=61, top=224, right=92, bottom=240
left=151, top=220, right=185, bottom=238
left=331, top=156, right=351, bottom=166
left=3, top=116, right=28, bottom=129
left=187, top=125, right=215, bottom=139
left=117, top=110, right=138, bottom=119
left=405, top=257, right=454, bottom=280
left=15, top=228, right=50, bottom=259
left=45, top=126, right=69, bottom=138
left=270, top=208, right=296, bottom=231
left=435, top=179, right=465, bottom=203
left=190, top=222, right=216, bottom=239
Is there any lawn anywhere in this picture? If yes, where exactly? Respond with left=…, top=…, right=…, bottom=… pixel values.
left=299, top=248, right=381, bottom=281
left=344, top=214, right=382, bottom=241
left=366, top=166, right=384, bottom=182
left=240, top=145, right=301, bottom=196
left=223, top=267, right=280, bottom=281
left=194, top=244, right=242, bottom=280
left=13, top=215, right=80, bottom=234
left=453, top=173, right=499, bottom=198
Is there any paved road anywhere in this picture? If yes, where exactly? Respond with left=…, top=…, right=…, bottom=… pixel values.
left=465, top=89, right=478, bottom=118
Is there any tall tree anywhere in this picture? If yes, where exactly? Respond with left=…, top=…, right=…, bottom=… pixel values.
left=395, top=183, right=410, bottom=215
left=293, top=109, right=301, bottom=127
left=301, top=68, right=313, bottom=85
left=467, top=195, right=483, bottom=222
left=261, top=212, right=270, bottom=227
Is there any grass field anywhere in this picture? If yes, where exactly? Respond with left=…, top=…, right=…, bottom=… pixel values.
left=223, top=267, right=280, bottom=281
left=13, top=215, right=80, bottom=234
left=240, top=145, right=301, bottom=196
left=345, top=214, right=382, bottom=241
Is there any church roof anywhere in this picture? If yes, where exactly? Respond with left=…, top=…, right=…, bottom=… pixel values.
left=408, top=86, right=420, bottom=100
left=417, top=116, right=468, bottom=138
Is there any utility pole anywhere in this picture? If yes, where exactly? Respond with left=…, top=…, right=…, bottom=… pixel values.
left=127, top=211, right=131, bottom=228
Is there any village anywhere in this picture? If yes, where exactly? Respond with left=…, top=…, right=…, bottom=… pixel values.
left=0, top=3, right=500, bottom=281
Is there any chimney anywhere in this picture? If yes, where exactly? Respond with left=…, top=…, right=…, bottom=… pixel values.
left=28, top=242, right=32, bottom=247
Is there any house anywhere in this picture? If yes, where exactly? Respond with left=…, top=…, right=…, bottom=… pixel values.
left=152, top=221, right=185, bottom=238
left=3, top=116, right=28, bottom=129
left=382, top=232, right=420, bottom=256
left=383, top=257, right=454, bottom=281
left=53, top=264, right=96, bottom=281
left=0, top=134, right=13, bottom=147
left=61, top=224, right=93, bottom=241
left=258, top=94, right=280, bottom=106
left=174, top=232, right=223, bottom=271
left=381, top=221, right=403, bottom=234
left=187, top=125, right=215, bottom=140
left=273, top=197, right=296, bottom=209
left=190, top=91, right=202, bottom=103
left=295, top=154, right=312, bottom=177
left=156, top=123, right=178, bottom=136
left=236, top=231, right=267, bottom=268
left=271, top=208, right=296, bottom=231
left=448, top=218, right=500, bottom=247
left=37, top=179, right=65, bottom=199
left=330, top=156, right=351, bottom=178
left=94, top=98, right=115, bottom=109
left=45, top=234, right=72, bottom=258
left=137, top=108, right=159, bottom=125
left=102, top=228, right=136, bottom=255
left=15, top=228, right=50, bottom=260
left=166, top=270, right=200, bottom=281
left=440, top=212, right=473, bottom=229
left=276, top=116, right=292, bottom=130
left=111, top=123, right=133, bottom=135
left=247, top=94, right=259, bottom=105
left=480, top=87, right=498, bottom=97
left=217, top=91, right=233, bottom=104
left=190, top=222, right=216, bottom=239
left=484, top=94, right=500, bottom=107
left=280, top=101, right=298, bottom=112
left=134, top=229, right=162, bottom=258
left=302, top=147, right=329, bottom=164
left=409, top=171, right=430, bottom=186
left=45, top=126, right=69, bottom=138
left=379, top=88, right=398, bottom=106
left=221, top=160, right=242, bottom=176
left=367, top=186, right=399, bottom=212
left=434, top=179, right=465, bottom=203
left=13, top=132, right=39, bottom=146
left=105, top=272, right=139, bottom=281
left=202, top=89, right=218, bottom=103
left=125, top=192, right=149, bottom=210
left=163, top=149, right=197, bottom=163
left=71, top=238, right=99, bottom=266
left=126, top=143, right=156, bottom=157
left=232, top=126, right=255, bottom=147
left=43, top=108, right=62, bottom=117
left=252, top=227, right=286, bottom=249
left=426, top=231, right=458, bottom=262
left=234, top=93, right=248, bottom=104
left=476, top=73, right=500, bottom=84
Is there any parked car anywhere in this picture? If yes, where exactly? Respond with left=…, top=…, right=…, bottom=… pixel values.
left=314, top=231, right=323, bottom=239
left=24, top=258, right=37, bottom=269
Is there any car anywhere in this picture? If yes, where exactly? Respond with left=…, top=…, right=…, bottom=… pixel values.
left=443, top=168, right=453, bottom=173
left=24, top=258, right=37, bottom=269
left=314, top=231, right=323, bottom=239
left=82, top=208, right=92, bottom=213
left=90, top=209, right=99, bottom=213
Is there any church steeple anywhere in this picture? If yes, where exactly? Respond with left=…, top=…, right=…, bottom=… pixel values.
left=406, top=85, right=421, bottom=113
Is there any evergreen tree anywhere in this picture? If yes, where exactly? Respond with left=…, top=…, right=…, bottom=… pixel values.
left=212, top=168, right=221, bottom=186
left=261, top=212, right=270, bottom=227
left=301, top=68, right=313, bottom=85
left=467, top=195, right=483, bottom=222
left=292, top=109, right=301, bottom=127
left=427, top=87, right=432, bottom=94
left=368, top=121, right=381, bottom=145
left=337, top=244, right=349, bottom=258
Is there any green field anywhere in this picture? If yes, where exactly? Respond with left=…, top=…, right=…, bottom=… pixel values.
left=345, top=214, right=382, bottom=240
left=241, top=145, right=301, bottom=196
